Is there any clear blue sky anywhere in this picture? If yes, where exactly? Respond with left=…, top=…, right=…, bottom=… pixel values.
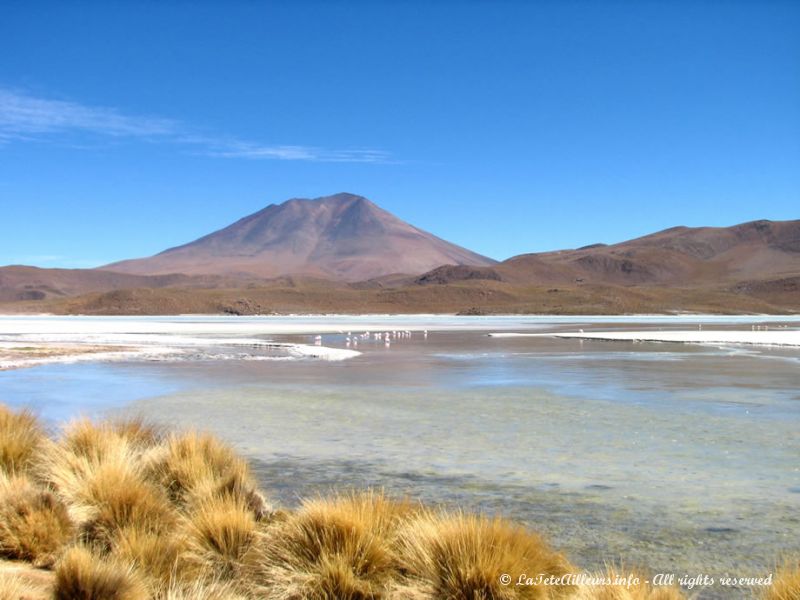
left=1, top=1, right=798, bottom=266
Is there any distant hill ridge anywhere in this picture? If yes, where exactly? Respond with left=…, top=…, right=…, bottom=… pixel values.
left=495, top=218, right=800, bottom=286
left=0, top=194, right=798, bottom=313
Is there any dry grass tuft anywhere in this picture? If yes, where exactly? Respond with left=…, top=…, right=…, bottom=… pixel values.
left=0, top=405, right=44, bottom=477
left=40, top=449, right=174, bottom=549
left=179, top=494, right=259, bottom=583
left=76, top=460, right=175, bottom=548
left=144, top=431, right=269, bottom=518
left=112, top=525, right=185, bottom=589
left=259, top=490, right=415, bottom=600
left=0, top=573, right=42, bottom=600
left=764, top=561, right=800, bottom=600
left=53, top=545, right=148, bottom=600
left=571, top=567, right=686, bottom=599
left=393, top=511, right=574, bottom=599
left=109, top=416, right=165, bottom=450
left=57, top=418, right=133, bottom=464
left=162, top=579, right=250, bottom=600
left=0, top=474, right=73, bottom=567
left=35, top=418, right=135, bottom=507
left=34, top=419, right=176, bottom=550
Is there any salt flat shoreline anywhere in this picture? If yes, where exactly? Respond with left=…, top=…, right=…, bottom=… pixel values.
left=0, top=343, right=143, bottom=371
left=489, top=329, right=800, bottom=347
left=2, top=314, right=799, bottom=369
left=0, top=336, right=360, bottom=371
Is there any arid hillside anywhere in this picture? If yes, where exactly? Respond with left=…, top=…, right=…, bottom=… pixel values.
left=496, top=219, right=800, bottom=286
left=1, top=217, right=798, bottom=315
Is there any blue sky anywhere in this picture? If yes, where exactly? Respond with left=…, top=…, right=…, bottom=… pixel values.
left=1, top=1, right=798, bottom=266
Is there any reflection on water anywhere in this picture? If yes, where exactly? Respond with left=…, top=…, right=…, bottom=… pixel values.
left=1, top=320, right=799, bottom=598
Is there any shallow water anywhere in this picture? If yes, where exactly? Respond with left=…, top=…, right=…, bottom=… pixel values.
left=1, top=315, right=799, bottom=598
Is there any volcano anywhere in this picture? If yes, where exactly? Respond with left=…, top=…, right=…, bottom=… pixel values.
left=103, top=193, right=496, bottom=280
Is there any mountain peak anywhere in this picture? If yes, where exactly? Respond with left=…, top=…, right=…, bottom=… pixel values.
left=103, top=193, right=495, bottom=280
left=320, top=192, right=369, bottom=203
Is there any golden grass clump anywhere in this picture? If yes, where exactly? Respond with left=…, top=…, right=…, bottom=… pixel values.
left=763, top=561, right=800, bottom=600
left=109, top=416, right=165, bottom=450
left=571, top=567, right=686, bottom=600
left=53, top=545, right=148, bottom=600
left=393, top=511, right=574, bottom=600
left=258, top=490, right=414, bottom=600
left=179, top=494, right=259, bottom=583
left=162, top=579, right=250, bottom=600
left=0, top=405, right=44, bottom=476
left=34, top=418, right=177, bottom=550
left=0, top=474, right=73, bottom=567
left=144, top=431, right=269, bottom=518
left=76, top=459, right=176, bottom=548
left=35, top=418, right=137, bottom=503
left=0, top=573, right=41, bottom=600
left=111, top=525, right=185, bottom=589
left=58, top=418, right=138, bottom=463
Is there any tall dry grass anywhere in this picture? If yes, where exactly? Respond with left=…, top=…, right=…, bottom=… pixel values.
left=53, top=545, right=148, bottom=600
left=763, top=561, right=800, bottom=600
left=257, top=491, right=414, bottom=599
left=161, top=579, right=249, bottom=600
left=112, top=525, right=185, bottom=591
left=571, top=567, right=687, bottom=600
left=392, top=510, right=575, bottom=599
left=0, top=574, right=40, bottom=600
left=143, top=431, right=269, bottom=519
left=179, top=494, right=259, bottom=583
left=0, top=474, right=73, bottom=567
left=0, top=405, right=44, bottom=476
left=34, top=419, right=176, bottom=552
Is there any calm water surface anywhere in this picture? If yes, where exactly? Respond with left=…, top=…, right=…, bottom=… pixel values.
left=1, top=316, right=798, bottom=598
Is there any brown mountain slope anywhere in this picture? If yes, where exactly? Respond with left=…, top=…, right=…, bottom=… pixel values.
left=0, top=265, right=270, bottom=302
left=494, top=219, right=800, bottom=286
left=103, top=193, right=496, bottom=281
left=0, top=266, right=190, bottom=302
left=3, top=218, right=798, bottom=315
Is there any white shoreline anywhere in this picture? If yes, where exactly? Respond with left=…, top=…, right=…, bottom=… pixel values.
left=2, top=313, right=800, bottom=337
left=489, top=330, right=800, bottom=347
left=0, top=333, right=361, bottom=370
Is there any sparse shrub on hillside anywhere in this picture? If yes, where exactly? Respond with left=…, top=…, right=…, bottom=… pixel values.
left=257, top=490, right=415, bottom=600
left=0, top=405, right=44, bottom=476
left=53, top=545, right=148, bottom=600
left=0, top=474, right=73, bottom=567
left=392, top=510, right=574, bottom=600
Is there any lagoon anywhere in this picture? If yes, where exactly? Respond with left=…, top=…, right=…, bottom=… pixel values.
left=1, top=315, right=799, bottom=598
